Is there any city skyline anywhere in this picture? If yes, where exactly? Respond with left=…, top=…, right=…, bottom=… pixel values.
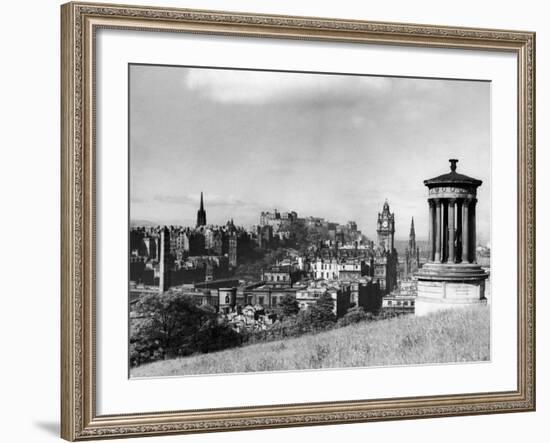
left=131, top=194, right=424, bottom=243
left=130, top=65, right=491, bottom=244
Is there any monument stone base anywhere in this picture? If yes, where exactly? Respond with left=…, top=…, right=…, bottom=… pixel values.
left=415, top=263, right=488, bottom=316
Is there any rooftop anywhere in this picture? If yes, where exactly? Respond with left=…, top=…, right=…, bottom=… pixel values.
left=424, top=159, right=482, bottom=188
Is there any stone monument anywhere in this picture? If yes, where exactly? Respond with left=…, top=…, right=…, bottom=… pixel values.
left=416, top=159, right=489, bottom=316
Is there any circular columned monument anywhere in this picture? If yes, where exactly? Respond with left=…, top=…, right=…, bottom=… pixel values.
left=416, top=159, right=489, bottom=316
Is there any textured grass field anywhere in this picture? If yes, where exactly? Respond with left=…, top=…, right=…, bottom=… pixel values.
left=131, top=306, right=490, bottom=377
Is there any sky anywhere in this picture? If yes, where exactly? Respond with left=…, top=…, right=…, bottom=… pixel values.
left=129, top=64, right=491, bottom=244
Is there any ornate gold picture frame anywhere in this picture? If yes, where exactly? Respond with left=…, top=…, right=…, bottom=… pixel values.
left=61, top=2, right=535, bottom=440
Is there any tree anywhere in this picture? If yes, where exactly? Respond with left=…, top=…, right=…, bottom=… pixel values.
left=298, top=293, right=337, bottom=331
left=337, top=306, right=372, bottom=327
left=315, top=292, right=336, bottom=316
left=278, top=294, right=300, bottom=317
left=192, top=318, right=243, bottom=353
left=129, top=292, right=244, bottom=366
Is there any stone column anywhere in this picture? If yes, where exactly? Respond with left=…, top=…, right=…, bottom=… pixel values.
left=441, top=200, right=447, bottom=262
left=448, top=199, right=456, bottom=263
left=434, top=199, right=442, bottom=263
left=462, top=199, right=470, bottom=263
left=471, top=198, right=477, bottom=264
left=428, top=200, right=435, bottom=261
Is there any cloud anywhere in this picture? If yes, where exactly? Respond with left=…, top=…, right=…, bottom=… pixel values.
left=131, top=66, right=490, bottom=238
left=153, top=194, right=197, bottom=205
left=153, top=192, right=262, bottom=209
left=184, top=69, right=392, bottom=105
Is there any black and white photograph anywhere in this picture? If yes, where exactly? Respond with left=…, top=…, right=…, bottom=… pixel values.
left=128, top=64, right=491, bottom=377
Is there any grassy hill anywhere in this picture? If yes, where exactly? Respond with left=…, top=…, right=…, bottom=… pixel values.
left=131, top=306, right=490, bottom=377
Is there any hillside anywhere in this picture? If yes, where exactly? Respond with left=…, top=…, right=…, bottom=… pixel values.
left=131, top=306, right=490, bottom=377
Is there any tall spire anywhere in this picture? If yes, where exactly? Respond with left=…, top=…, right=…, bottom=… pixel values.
left=409, top=217, right=416, bottom=251
left=196, top=191, right=207, bottom=227
left=382, top=198, right=390, bottom=214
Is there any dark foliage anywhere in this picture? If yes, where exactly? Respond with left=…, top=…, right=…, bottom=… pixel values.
left=233, top=247, right=287, bottom=281
left=307, top=293, right=337, bottom=328
left=130, top=292, right=244, bottom=367
left=337, top=306, right=373, bottom=327
left=278, top=293, right=300, bottom=317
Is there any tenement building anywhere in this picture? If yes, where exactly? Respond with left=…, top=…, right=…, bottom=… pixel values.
left=416, top=159, right=489, bottom=315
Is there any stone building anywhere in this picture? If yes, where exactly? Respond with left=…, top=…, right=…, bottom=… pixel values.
left=312, top=258, right=368, bottom=281
left=241, top=284, right=304, bottom=310
left=295, top=281, right=351, bottom=317
left=256, top=224, right=273, bottom=248
left=218, top=287, right=237, bottom=314
left=260, top=209, right=298, bottom=227
left=356, top=280, right=383, bottom=313
left=187, top=230, right=206, bottom=256
left=262, top=265, right=297, bottom=287
left=312, top=258, right=339, bottom=280
left=140, top=235, right=157, bottom=259
left=381, top=279, right=417, bottom=314
left=337, top=243, right=372, bottom=260
left=228, top=233, right=237, bottom=267
left=382, top=294, right=416, bottom=313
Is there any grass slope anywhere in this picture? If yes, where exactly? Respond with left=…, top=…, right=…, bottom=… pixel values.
left=131, top=306, right=490, bottom=377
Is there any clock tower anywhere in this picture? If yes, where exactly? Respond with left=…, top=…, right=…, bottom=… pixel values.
left=377, top=199, right=395, bottom=251
left=374, top=199, right=398, bottom=294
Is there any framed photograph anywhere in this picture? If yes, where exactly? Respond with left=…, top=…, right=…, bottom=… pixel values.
left=61, top=1, right=536, bottom=440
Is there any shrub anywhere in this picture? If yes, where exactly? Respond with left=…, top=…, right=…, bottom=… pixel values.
left=338, top=306, right=373, bottom=327
left=307, top=293, right=337, bottom=329
left=192, top=319, right=244, bottom=353
left=278, top=294, right=300, bottom=317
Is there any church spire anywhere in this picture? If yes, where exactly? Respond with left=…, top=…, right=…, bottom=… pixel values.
left=409, top=217, right=416, bottom=251
left=196, top=192, right=207, bottom=227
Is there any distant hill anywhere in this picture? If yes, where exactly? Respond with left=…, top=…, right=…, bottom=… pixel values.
left=394, top=239, right=429, bottom=254
left=130, top=220, right=161, bottom=228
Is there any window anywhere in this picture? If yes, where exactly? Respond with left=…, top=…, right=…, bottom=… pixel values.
left=388, top=300, right=392, bottom=306
left=258, top=296, right=265, bottom=305
left=225, top=295, right=230, bottom=304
